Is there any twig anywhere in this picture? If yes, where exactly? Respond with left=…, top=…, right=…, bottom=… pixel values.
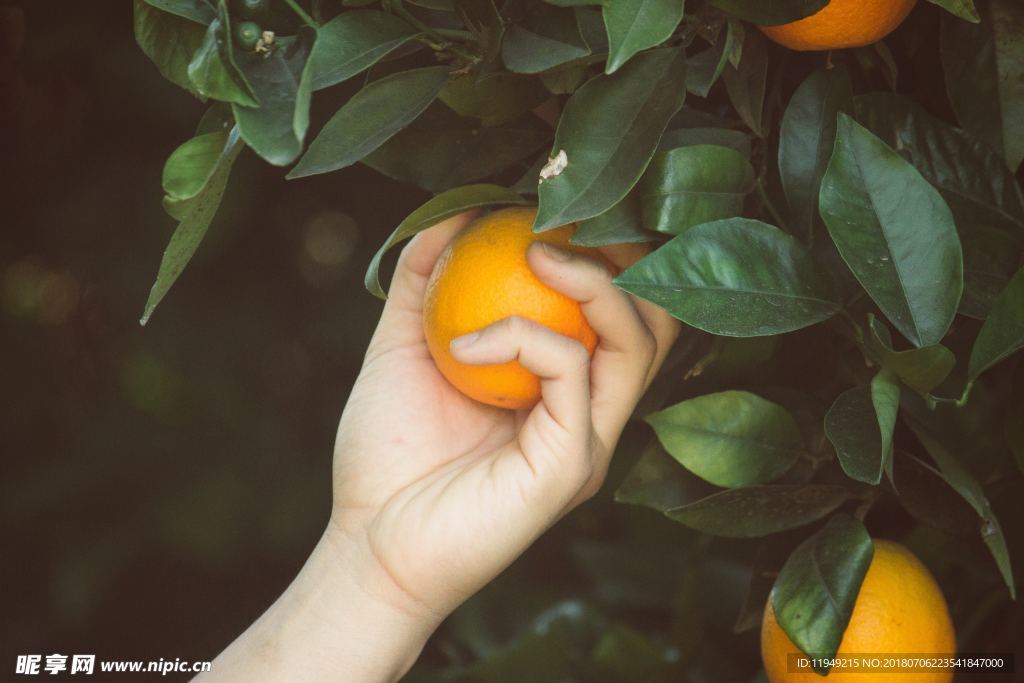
left=283, top=0, right=318, bottom=28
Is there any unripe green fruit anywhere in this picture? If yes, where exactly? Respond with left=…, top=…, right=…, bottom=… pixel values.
left=235, top=21, right=262, bottom=51
left=237, top=0, right=270, bottom=18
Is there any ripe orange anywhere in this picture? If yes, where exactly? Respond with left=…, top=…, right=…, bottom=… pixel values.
left=759, top=0, right=917, bottom=52
left=423, top=207, right=599, bottom=409
left=761, top=540, right=955, bottom=683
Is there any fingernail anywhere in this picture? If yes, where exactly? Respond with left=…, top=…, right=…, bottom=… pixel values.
left=539, top=241, right=573, bottom=262
left=450, top=331, right=481, bottom=350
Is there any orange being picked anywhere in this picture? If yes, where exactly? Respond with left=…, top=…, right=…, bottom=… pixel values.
left=423, top=207, right=599, bottom=409
left=759, top=0, right=917, bottom=52
left=761, top=540, right=955, bottom=683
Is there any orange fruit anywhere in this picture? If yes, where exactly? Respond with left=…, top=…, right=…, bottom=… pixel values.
left=759, top=0, right=917, bottom=52
left=761, top=540, right=955, bottom=683
left=423, top=207, right=599, bottom=409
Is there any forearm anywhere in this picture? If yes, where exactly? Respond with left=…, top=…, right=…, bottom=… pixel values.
left=199, top=528, right=438, bottom=683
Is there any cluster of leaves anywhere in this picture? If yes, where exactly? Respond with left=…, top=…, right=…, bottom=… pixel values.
left=135, top=0, right=1024, bottom=675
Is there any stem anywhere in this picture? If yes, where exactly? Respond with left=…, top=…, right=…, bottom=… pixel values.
left=283, top=0, right=318, bottom=28
left=756, top=180, right=790, bottom=234
left=390, top=0, right=478, bottom=63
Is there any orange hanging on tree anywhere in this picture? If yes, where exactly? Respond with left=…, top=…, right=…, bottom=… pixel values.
left=759, top=0, right=918, bottom=52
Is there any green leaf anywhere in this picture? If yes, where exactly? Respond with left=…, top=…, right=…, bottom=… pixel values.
left=439, top=72, right=549, bottom=127
left=186, top=0, right=258, bottom=107
left=602, top=0, right=685, bottom=74
left=232, top=30, right=314, bottom=166
left=722, top=30, right=769, bottom=136
left=307, top=10, right=419, bottom=91
left=770, top=516, right=874, bottom=670
left=614, top=218, right=840, bottom=337
left=133, top=0, right=207, bottom=95
left=144, top=0, right=216, bottom=24
left=893, top=450, right=983, bottom=536
left=362, top=105, right=550, bottom=193
left=959, top=222, right=1023, bottom=319
left=686, top=21, right=737, bottom=98
left=364, top=185, right=530, bottom=298
left=614, top=440, right=715, bottom=512
left=864, top=315, right=955, bottom=394
left=570, top=195, right=655, bottom=246
left=645, top=390, right=803, bottom=488
left=902, top=402, right=1016, bottom=597
left=942, top=0, right=1024, bottom=170
left=824, top=370, right=899, bottom=485
left=665, top=485, right=849, bottom=538
left=819, top=114, right=963, bottom=348
left=640, top=145, right=754, bottom=235
left=708, top=0, right=828, bottom=25
left=141, top=127, right=244, bottom=325
left=288, top=66, right=450, bottom=179
left=968, top=266, right=1024, bottom=380
left=779, top=66, right=853, bottom=238
left=854, top=93, right=1024, bottom=233
left=927, top=0, right=980, bottom=22
left=161, top=129, right=230, bottom=220
left=534, top=48, right=687, bottom=231
left=659, top=127, right=750, bottom=155
left=501, top=4, right=591, bottom=74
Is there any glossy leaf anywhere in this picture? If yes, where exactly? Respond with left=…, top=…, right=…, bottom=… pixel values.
left=659, top=127, right=750, bottom=156
left=722, top=30, right=769, bottom=136
left=362, top=106, right=549, bottom=193
left=602, top=0, right=685, bottom=74
left=968, top=266, right=1024, bottom=380
left=288, top=66, right=450, bottom=179
left=645, top=390, right=803, bottom=488
left=501, top=4, right=590, bottom=74
left=133, top=0, right=207, bottom=95
left=865, top=315, right=955, bottom=394
left=534, top=48, right=687, bottom=231
left=438, top=72, right=549, bottom=127
left=686, top=22, right=736, bottom=98
left=571, top=195, right=654, bottom=246
left=640, top=145, right=754, bottom=235
left=770, top=516, right=874, bottom=670
left=819, top=114, right=963, bottom=348
left=141, top=128, right=244, bottom=325
left=161, top=130, right=230, bottom=220
left=615, top=218, right=840, bottom=337
left=927, top=0, right=980, bottom=22
left=364, top=185, right=530, bottom=298
left=708, top=0, right=827, bottom=25
left=854, top=93, right=1024, bottom=233
left=665, top=485, right=849, bottom=538
left=779, top=66, right=853, bottom=237
left=824, top=370, right=899, bottom=485
left=232, top=30, right=314, bottom=166
left=186, top=0, right=258, bottom=107
left=959, top=223, right=1023, bottom=319
left=942, top=0, right=1024, bottom=170
left=614, top=440, right=715, bottom=512
left=307, top=11, right=419, bottom=91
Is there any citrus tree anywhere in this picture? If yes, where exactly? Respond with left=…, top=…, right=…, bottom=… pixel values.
left=134, top=0, right=1023, bottom=679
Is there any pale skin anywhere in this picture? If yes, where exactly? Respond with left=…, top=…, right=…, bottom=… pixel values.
left=200, top=212, right=681, bottom=682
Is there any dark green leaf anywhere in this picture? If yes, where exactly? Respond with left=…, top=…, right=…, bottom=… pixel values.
left=362, top=106, right=550, bottom=192
left=902, top=403, right=1016, bottom=597
left=865, top=315, right=955, bottom=394
left=288, top=66, right=450, bottom=179
left=133, top=0, right=207, bottom=95
left=456, top=0, right=505, bottom=64
left=824, top=370, right=899, bottom=485
left=708, top=0, right=828, bottom=25
left=854, top=93, right=1024, bottom=233
left=779, top=66, right=853, bottom=238
left=161, top=129, right=229, bottom=220
left=307, top=10, right=419, bottom=91
left=144, top=0, right=216, bottom=24
left=968, top=266, right=1024, bottom=380
left=659, top=127, right=750, bottom=155
left=571, top=195, right=654, bottom=246
left=364, top=184, right=530, bottom=298
left=770, top=516, right=874, bottom=669
left=645, top=390, right=803, bottom=488
left=539, top=61, right=592, bottom=94
left=232, top=30, right=314, bottom=166
left=534, top=48, right=687, bottom=231
left=722, top=29, right=769, bottom=136
left=942, top=0, right=1024, bottom=170
left=501, top=4, right=591, bottom=74
left=603, top=0, right=685, bottom=74
left=141, top=128, right=244, bottom=325
left=438, top=72, right=549, bottom=127
left=640, top=145, right=754, bottom=235
left=186, top=0, right=258, bottom=107
left=615, top=440, right=716, bottom=512
left=927, top=0, right=980, bottom=22
left=615, top=218, right=840, bottom=337
left=959, top=222, right=1023, bottom=319
left=819, top=114, right=963, bottom=348
left=665, top=485, right=849, bottom=538
left=686, top=22, right=737, bottom=97
left=893, top=450, right=982, bottom=536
